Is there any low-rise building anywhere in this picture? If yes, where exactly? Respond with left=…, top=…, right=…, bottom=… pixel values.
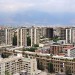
left=0, top=56, right=37, bottom=75
left=22, top=51, right=75, bottom=74
left=63, top=47, right=75, bottom=57
left=50, top=43, right=63, bottom=55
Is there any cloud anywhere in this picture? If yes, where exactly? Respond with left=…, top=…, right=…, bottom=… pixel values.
left=0, top=0, right=35, bottom=13
left=0, top=0, right=75, bottom=13
left=35, top=0, right=75, bottom=13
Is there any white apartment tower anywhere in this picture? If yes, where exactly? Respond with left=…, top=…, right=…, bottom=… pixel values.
left=30, top=27, right=40, bottom=46
left=66, top=27, right=75, bottom=44
left=5, top=28, right=13, bottom=45
left=17, top=27, right=27, bottom=47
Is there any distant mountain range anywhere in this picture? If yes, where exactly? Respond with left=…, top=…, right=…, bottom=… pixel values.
left=0, top=10, right=75, bottom=26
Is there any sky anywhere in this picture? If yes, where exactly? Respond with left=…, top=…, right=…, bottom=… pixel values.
left=0, top=0, right=75, bottom=26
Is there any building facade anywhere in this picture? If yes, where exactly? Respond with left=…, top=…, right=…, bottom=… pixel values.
left=0, top=56, right=37, bottom=75
left=54, top=27, right=66, bottom=40
left=46, top=27, right=53, bottom=38
left=0, top=27, right=6, bottom=45
left=5, top=28, right=13, bottom=45
left=50, top=44, right=63, bottom=55
left=17, top=27, right=27, bottom=47
left=22, top=51, right=75, bottom=74
left=66, top=27, right=75, bottom=44
left=30, top=27, right=40, bottom=46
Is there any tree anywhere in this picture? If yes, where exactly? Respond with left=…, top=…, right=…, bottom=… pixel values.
left=52, top=36, right=59, bottom=42
left=73, top=58, right=75, bottom=62
left=28, top=47, right=37, bottom=52
left=33, top=44, right=39, bottom=47
left=5, top=71, right=10, bottom=75
left=1, top=53, right=10, bottom=58
left=46, top=55, right=50, bottom=59
left=23, top=47, right=37, bottom=52
left=12, top=34, right=17, bottom=46
left=27, top=36, right=31, bottom=46
left=37, top=59, right=44, bottom=71
left=49, top=38, right=52, bottom=41
left=65, top=59, right=72, bottom=75
left=65, top=67, right=71, bottom=75
left=47, top=62, right=54, bottom=73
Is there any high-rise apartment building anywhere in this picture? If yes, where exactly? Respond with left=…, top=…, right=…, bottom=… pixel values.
left=0, top=27, right=6, bottom=45
left=46, top=27, right=53, bottom=38
left=54, top=27, right=66, bottom=40
left=30, top=27, right=40, bottom=46
left=5, top=27, right=13, bottom=45
left=66, top=27, right=75, bottom=44
left=17, top=27, right=27, bottom=47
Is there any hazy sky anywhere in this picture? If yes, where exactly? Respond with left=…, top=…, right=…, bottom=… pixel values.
left=0, top=0, right=75, bottom=26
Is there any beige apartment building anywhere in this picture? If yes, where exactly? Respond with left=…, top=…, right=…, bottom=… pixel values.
left=22, top=51, right=75, bottom=74
left=66, top=27, right=75, bottom=44
left=0, top=27, right=6, bottom=45
left=29, top=26, right=40, bottom=46
left=17, top=27, right=27, bottom=47
left=5, top=27, right=14, bottom=45
left=50, top=44, right=63, bottom=55
left=54, top=27, right=66, bottom=40
left=0, top=47, right=75, bottom=74
left=0, top=56, right=37, bottom=75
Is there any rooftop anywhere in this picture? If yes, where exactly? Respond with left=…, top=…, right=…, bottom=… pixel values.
left=0, top=56, right=23, bottom=64
left=24, top=51, right=74, bottom=60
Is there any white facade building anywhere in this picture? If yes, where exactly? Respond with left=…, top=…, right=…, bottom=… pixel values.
left=17, top=27, right=27, bottom=47
left=67, top=47, right=75, bottom=57
left=5, top=28, right=13, bottom=45
left=66, top=27, right=75, bottom=44
left=30, top=27, right=40, bottom=46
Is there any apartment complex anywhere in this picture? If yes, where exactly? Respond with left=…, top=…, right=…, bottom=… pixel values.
left=40, top=27, right=46, bottom=38
left=50, top=43, right=63, bottom=55
left=0, top=27, right=6, bottom=45
left=22, top=51, right=75, bottom=75
left=0, top=46, right=75, bottom=74
left=1, top=26, right=75, bottom=47
left=54, top=27, right=66, bottom=40
left=66, top=27, right=75, bottom=44
left=63, top=47, right=75, bottom=57
left=30, top=26, right=40, bottom=46
left=0, top=56, right=37, bottom=75
left=5, top=27, right=14, bottom=45
left=46, top=27, right=53, bottom=38
left=17, top=27, right=27, bottom=46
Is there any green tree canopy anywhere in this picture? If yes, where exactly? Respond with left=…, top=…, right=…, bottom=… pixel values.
left=37, top=59, right=44, bottom=71
left=33, top=44, right=39, bottom=47
left=52, top=36, right=59, bottom=42
left=23, top=47, right=37, bottom=52
left=47, top=62, right=54, bottom=73
left=27, top=36, right=31, bottom=46
left=12, top=34, right=17, bottom=46
left=1, top=53, right=11, bottom=58
left=65, top=67, right=72, bottom=75
left=5, top=71, right=10, bottom=75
